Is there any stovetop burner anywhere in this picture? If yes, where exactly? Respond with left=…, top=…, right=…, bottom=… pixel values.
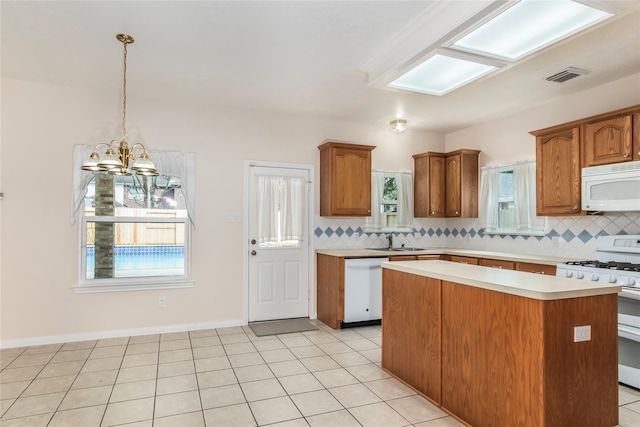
left=565, top=260, right=640, bottom=272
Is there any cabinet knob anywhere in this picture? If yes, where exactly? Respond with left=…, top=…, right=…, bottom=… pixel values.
left=455, top=211, right=459, bottom=215
left=573, top=205, right=579, bottom=211
left=624, top=153, right=630, bottom=158
left=431, top=211, right=435, bottom=215
left=251, top=250, right=257, bottom=256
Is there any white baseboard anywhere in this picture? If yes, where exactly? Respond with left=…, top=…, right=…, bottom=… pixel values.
left=0, top=319, right=246, bottom=349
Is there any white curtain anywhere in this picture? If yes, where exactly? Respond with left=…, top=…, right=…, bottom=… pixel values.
left=394, top=172, right=413, bottom=227
left=280, top=176, right=304, bottom=241
left=256, top=175, right=304, bottom=244
left=478, top=166, right=501, bottom=230
left=71, top=145, right=197, bottom=226
left=513, top=161, right=546, bottom=233
left=365, top=171, right=385, bottom=230
left=256, top=176, right=280, bottom=243
left=71, top=145, right=96, bottom=225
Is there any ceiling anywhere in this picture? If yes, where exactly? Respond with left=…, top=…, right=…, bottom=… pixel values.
left=2, top=1, right=639, bottom=134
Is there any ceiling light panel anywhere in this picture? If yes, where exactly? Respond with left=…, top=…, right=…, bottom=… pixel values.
left=388, top=52, right=500, bottom=96
left=451, top=0, right=612, bottom=61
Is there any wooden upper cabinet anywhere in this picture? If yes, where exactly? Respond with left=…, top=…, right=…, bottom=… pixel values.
left=584, top=114, right=633, bottom=166
left=414, top=149, right=479, bottom=218
left=533, top=126, right=582, bottom=216
left=445, top=150, right=480, bottom=218
left=318, top=142, right=375, bottom=216
left=413, top=152, right=446, bottom=217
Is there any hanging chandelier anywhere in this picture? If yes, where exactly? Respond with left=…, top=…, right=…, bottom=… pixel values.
left=81, top=34, right=158, bottom=176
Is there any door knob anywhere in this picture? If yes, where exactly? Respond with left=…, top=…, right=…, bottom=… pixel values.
left=250, top=239, right=256, bottom=245
left=251, top=250, right=257, bottom=256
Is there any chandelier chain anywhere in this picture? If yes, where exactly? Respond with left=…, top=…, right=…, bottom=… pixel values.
left=121, top=40, right=128, bottom=140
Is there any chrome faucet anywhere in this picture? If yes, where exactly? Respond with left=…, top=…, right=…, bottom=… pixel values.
left=386, top=233, right=393, bottom=249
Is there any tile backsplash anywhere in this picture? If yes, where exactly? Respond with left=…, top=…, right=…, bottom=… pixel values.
left=314, top=213, right=640, bottom=260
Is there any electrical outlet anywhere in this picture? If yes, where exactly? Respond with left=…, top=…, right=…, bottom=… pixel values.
left=158, top=297, right=166, bottom=308
left=574, top=325, right=591, bottom=342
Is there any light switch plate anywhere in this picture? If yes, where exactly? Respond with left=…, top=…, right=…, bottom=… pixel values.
left=574, top=325, right=591, bottom=342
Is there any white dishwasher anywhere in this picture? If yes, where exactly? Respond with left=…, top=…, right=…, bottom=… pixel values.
left=343, top=257, right=388, bottom=325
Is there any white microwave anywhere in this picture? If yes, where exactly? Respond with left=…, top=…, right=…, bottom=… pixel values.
left=582, top=160, right=640, bottom=212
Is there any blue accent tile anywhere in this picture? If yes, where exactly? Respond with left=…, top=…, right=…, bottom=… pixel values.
left=444, top=229, right=451, bottom=237
left=562, top=230, right=575, bottom=242
left=356, top=227, right=363, bottom=235
left=522, top=235, right=530, bottom=240
left=325, top=228, right=334, bottom=237
left=460, top=229, right=467, bottom=237
left=335, top=227, right=344, bottom=237
left=469, top=228, right=477, bottom=237
left=478, top=229, right=485, bottom=237
left=535, top=235, right=544, bottom=241
left=547, top=229, right=559, bottom=238
left=427, top=228, right=434, bottom=236
left=314, top=227, right=323, bottom=237
left=435, top=229, right=442, bottom=237
left=451, top=228, right=459, bottom=237
left=596, top=230, right=608, bottom=237
left=345, top=227, right=354, bottom=237
left=578, top=230, right=592, bottom=243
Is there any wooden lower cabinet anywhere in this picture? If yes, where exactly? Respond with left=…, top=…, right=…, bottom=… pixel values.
left=448, top=255, right=479, bottom=265
left=382, top=270, right=441, bottom=404
left=479, top=258, right=515, bottom=270
left=316, top=253, right=344, bottom=329
left=388, top=254, right=441, bottom=262
left=516, top=261, right=557, bottom=275
left=383, top=270, right=618, bottom=427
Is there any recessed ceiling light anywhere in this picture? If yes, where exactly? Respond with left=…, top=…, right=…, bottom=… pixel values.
left=451, top=0, right=612, bottom=61
left=388, top=50, right=501, bottom=96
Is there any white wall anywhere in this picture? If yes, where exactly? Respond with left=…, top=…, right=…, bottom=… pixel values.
left=446, top=73, right=640, bottom=166
left=2, top=73, right=639, bottom=346
left=0, top=78, right=444, bottom=345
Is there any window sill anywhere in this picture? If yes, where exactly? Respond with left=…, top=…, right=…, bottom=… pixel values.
left=73, top=279, right=194, bottom=294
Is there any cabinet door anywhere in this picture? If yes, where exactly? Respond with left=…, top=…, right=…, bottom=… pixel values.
left=319, top=142, right=375, bottom=217
left=535, top=127, right=581, bottom=215
left=414, top=153, right=445, bottom=217
left=584, top=115, right=633, bottom=166
left=515, top=262, right=556, bottom=275
left=332, top=147, right=371, bottom=215
left=449, top=255, right=479, bottom=265
left=479, top=258, right=515, bottom=270
left=445, top=154, right=461, bottom=217
left=429, top=156, right=446, bottom=217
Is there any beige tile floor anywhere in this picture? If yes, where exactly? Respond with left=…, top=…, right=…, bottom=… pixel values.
left=1, top=321, right=639, bottom=427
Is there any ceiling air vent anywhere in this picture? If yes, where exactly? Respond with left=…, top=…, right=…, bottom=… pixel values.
left=545, top=67, right=589, bottom=83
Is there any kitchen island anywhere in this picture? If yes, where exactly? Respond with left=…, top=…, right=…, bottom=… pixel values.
left=382, top=260, right=621, bottom=427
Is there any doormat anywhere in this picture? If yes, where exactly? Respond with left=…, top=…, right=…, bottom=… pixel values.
left=249, top=318, right=318, bottom=337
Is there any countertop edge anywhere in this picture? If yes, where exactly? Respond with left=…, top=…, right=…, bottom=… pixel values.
left=316, top=248, right=575, bottom=266
left=382, top=260, right=622, bottom=301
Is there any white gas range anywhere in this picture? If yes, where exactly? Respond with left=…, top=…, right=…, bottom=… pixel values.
left=556, top=234, right=640, bottom=390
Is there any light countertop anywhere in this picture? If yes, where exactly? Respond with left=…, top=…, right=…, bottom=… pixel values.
left=315, top=248, right=577, bottom=266
left=383, top=260, right=621, bottom=300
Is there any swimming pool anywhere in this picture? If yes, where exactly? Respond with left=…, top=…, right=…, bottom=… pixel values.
left=85, top=246, right=185, bottom=279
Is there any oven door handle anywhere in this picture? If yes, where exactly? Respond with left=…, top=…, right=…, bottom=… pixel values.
left=619, top=325, right=640, bottom=343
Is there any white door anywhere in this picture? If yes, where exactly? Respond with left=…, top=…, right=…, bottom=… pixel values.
left=248, top=164, right=310, bottom=322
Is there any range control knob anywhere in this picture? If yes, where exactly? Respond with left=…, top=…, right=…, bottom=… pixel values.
left=565, top=271, right=573, bottom=278
left=623, top=277, right=636, bottom=286
left=608, top=276, right=618, bottom=284
left=576, top=272, right=584, bottom=279
left=590, top=274, right=599, bottom=281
